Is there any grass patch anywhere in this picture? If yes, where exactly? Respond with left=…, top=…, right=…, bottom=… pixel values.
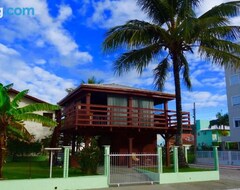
left=3, top=161, right=84, bottom=180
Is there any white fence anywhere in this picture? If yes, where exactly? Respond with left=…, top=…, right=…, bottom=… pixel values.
left=109, top=153, right=158, bottom=186
left=197, top=151, right=240, bottom=166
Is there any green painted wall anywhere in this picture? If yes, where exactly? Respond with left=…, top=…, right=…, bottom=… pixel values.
left=197, top=130, right=213, bottom=148
left=196, top=120, right=230, bottom=149
left=0, top=175, right=108, bottom=190
left=159, top=171, right=219, bottom=184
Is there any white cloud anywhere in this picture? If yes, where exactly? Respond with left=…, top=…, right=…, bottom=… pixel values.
left=35, top=59, right=46, bottom=65
left=0, top=45, right=75, bottom=103
left=182, top=91, right=227, bottom=110
left=0, top=0, right=93, bottom=66
left=57, top=5, right=73, bottom=23
left=86, top=0, right=148, bottom=28
left=0, top=44, right=20, bottom=56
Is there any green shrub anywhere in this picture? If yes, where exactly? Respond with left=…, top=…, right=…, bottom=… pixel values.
left=78, top=138, right=100, bottom=175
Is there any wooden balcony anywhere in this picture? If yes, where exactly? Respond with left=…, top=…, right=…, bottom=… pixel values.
left=62, top=103, right=191, bottom=132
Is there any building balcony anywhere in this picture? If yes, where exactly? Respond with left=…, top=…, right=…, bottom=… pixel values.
left=61, top=103, right=191, bottom=132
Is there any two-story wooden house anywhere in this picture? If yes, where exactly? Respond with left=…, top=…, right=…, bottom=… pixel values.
left=57, top=84, right=191, bottom=158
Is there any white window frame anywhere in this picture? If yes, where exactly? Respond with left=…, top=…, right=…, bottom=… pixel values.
left=233, top=118, right=240, bottom=128
left=232, top=95, right=240, bottom=106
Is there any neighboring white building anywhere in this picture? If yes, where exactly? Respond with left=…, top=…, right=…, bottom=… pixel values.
left=9, top=89, right=56, bottom=141
left=224, top=67, right=240, bottom=147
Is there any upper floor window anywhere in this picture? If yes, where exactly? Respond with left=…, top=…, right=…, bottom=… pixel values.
left=232, top=96, right=240, bottom=106
left=43, top=112, right=53, bottom=119
left=234, top=118, right=240, bottom=128
left=230, top=73, right=240, bottom=85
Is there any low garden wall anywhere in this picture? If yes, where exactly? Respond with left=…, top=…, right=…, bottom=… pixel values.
left=159, top=171, right=219, bottom=184
left=0, top=175, right=108, bottom=190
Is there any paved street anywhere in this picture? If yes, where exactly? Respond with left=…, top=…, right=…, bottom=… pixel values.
left=96, top=166, right=240, bottom=190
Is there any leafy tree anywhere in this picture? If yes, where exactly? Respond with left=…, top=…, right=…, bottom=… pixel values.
left=103, top=0, right=240, bottom=166
left=0, top=83, right=59, bottom=178
left=210, top=112, right=229, bottom=129
left=77, top=138, right=100, bottom=175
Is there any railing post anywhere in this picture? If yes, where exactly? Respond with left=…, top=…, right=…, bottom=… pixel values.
left=63, top=146, right=71, bottom=178
left=104, top=145, right=110, bottom=183
left=213, top=146, right=219, bottom=171
left=173, top=146, right=179, bottom=173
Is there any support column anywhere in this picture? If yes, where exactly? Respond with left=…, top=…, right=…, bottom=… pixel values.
left=84, top=136, right=91, bottom=148
left=128, top=97, right=133, bottom=126
left=86, top=93, right=91, bottom=124
left=183, top=145, right=190, bottom=163
left=173, top=146, right=179, bottom=173
left=128, top=138, right=133, bottom=168
left=71, top=133, right=76, bottom=155
left=165, top=135, right=171, bottom=167
left=164, top=102, right=168, bottom=128
left=213, top=146, right=219, bottom=171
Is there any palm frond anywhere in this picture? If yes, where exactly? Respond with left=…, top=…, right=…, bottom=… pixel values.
left=4, top=84, right=14, bottom=90
left=137, top=0, right=175, bottom=25
left=15, top=103, right=59, bottom=114
left=200, top=38, right=240, bottom=54
left=177, top=17, right=199, bottom=43
left=103, top=20, right=168, bottom=52
left=153, top=57, right=170, bottom=91
left=11, top=90, right=29, bottom=109
left=205, top=26, right=240, bottom=40
left=0, top=84, right=11, bottom=113
left=200, top=1, right=240, bottom=19
left=14, top=113, right=57, bottom=127
left=199, top=45, right=240, bottom=68
left=7, top=125, right=32, bottom=142
left=114, top=44, right=162, bottom=75
left=177, top=0, right=200, bottom=21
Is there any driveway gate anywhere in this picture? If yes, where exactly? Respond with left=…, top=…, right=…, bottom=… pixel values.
left=109, top=153, right=159, bottom=186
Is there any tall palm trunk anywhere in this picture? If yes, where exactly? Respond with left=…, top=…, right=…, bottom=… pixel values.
left=172, top=53, right=187, bottom=167
left=0, top=127, right=6, bottom=179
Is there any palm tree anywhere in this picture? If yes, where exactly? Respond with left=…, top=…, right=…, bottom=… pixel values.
left=0, top=83, right=59, bottom=178
left=210, top=112, right=229, bottom=129
left=103, top=0, right=240, bottom=166
left=81, top=76, right=104, bottom=84
left=65, top=76, right=104, bottom=94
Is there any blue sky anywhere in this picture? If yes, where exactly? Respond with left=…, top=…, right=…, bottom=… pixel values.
left=0, top=0, right=239, bottom=122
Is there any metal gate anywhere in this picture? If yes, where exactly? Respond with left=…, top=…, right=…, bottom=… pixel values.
left=109, top=153, right=159, bottom=186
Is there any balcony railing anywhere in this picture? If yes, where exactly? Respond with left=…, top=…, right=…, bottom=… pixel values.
left=62, top=103, right=191, bottom=130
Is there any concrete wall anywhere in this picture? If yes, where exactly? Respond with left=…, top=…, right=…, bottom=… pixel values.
left=225, top=68, right=240, bottom=143
left=0, top=175, right=108, bottom=190
left=159, top=171, right=219, bottom=184
left=197, top=130, right=213, bottom=148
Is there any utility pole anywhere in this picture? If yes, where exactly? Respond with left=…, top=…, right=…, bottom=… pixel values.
left=193, top=102, right=197, bottom=163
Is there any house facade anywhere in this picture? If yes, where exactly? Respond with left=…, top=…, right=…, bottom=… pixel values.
left=57, top=84, right=191, bottom=159
left=224, top=67, right=240, bottom=147
left=9, top=89, right=55, bottom=140
left=196, top=120, right=230, bottom=150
